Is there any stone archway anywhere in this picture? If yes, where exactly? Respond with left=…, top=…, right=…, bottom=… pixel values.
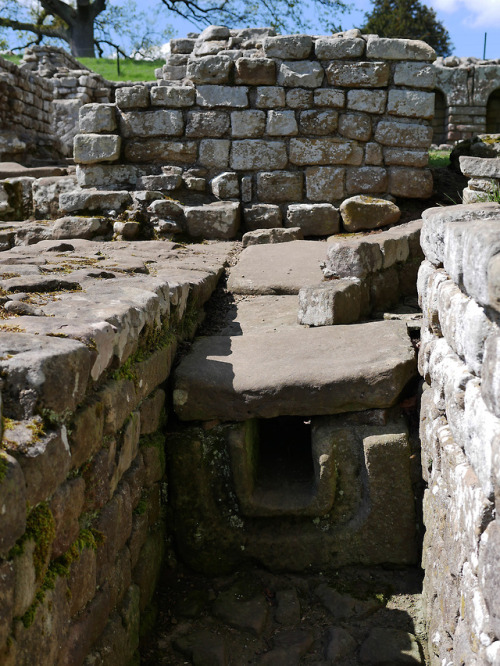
left=486, top=88, right=500, bottom=133
left=432, top=89, right=447, bottom=144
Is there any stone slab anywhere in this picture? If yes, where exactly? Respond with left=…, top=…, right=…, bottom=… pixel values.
left=173, top=320, right=416, bottom=421
left=216, top=296, right=299, bottom=335
left=227, top=240, right=327, bottom=294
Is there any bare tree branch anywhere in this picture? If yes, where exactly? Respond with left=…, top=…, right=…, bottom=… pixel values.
left=0, top=16, right=69, bottom=41
left=39, top=0, right=76, bottom=25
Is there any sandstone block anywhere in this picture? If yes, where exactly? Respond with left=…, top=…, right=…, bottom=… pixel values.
left=389, top=167, right=433, bottom=198
left=211, top=172, right=240, bottom=199
left=325, top=237, right=383, bottom=278
left=231, top=110, right=266, bottom=137
left=286, top=203, right=340, bottom=236
left=266, top=110, right=298, bottom=135
left=299, top=110, right=338, bottom=135
left=185, top=201, right=240, bottom=239
left=346, top=167, right=388, bottom=194
left=76, top=164, right=137, bottom=188
left=347, top=89, right=387, bottom=114
left=138, top=172, right=182, bottom=191
left=242, top=227, right=303, bottom=247
left=384, top=148, right=429, bottom=167
left=170, top=38, right=195, bottom=53
left=59, top=189, right=131, bottom=213
left=374, top=121, right=433, bottom=148
left=286, top=88, right=313, bottom=109
left=314, top=89, right=345, bottom=107
left=277, top=61, right=324, bottom=88
left=460, top=156, right=500, bottom=179
left=186, top=55, right=233, bottom=83
left=338, top=112, right=372, bottom=141
left=387, top=89, right=435, bottom=119
left=244, top=204, right=282, bottom=230
left=393, top=62, right=436, bottom=89
left=199, top=139, right=230, bottom=167
left=73, top=134, right=121, bottom=164
left=79, top=104, right=116, bottom=133
left=119, top=109, right=183, bottom=138
left=365, top=142, right=383, bottom=165
left=124, top=139, right=198, bottom=163
left=340, top=195, right=401, bottom=232
left=115, top=86, right=149, bottom=109
left=235, top=58, right=276, bottom=85
left=52, top=216, right=111, bottom=240
left=326, top=61, right=390, bottom=88
left=255, top=86, right=286, bottom=109
left=306, top=166, right=345, bottom=201
left=230, top=140, right=287, bottom=170
left=263, top=35, right=312, bottom=59
left=298, top=279, right=365, bottom=326
left=289, top=138, right=363, bottom=166
left=256, top=171, right=303, bottom=202
left=315, top=37, right=365, bottom=59
left=366, top=35, right=436, bottom=61
left=196, top=85, right=248, bottom=108
left=186, top=110, right=229, bottom=137
left=150, top=85, right=195, bottom=107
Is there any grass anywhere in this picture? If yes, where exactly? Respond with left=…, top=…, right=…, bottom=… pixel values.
left=0, top=53, right=163, bottom=81
left=428, top=148, right=452, bottom=168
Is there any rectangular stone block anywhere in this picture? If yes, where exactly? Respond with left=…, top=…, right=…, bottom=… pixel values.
left=235, top=58, right=276, bottom=85
left=460, top=156, right=500, bottom=179
left=170, top=38, right=195, bottom=53
left=266, top=110, right=298, bottom=136
left=243, top=204, right=282, bottom=230
left=326, top=61, right=390, bottom=88
left=79, top=104, right=116, bottom=133
left=383, top=148, right=429, bottom=167
left=366, top=35, right=436, bottom=61
left=277, top=61, right=324, bottom=88
left=298, top=279, right=366, bottom=326
left=306, top=166, right=345, bottom=201
left=185, top=201, right=240, bottom=239
left=375, top=121, right=433, bottom=148
left=263, top=35, right=312, bottom=59
left=76, top=164, right=137, bottom=188
left=315, top=37, right=365, bottom=59
left=74, top=134, right=121, bottom=164
left=393, top=62, right=436, bottom=89
left=231, top=110, right=266, bottom=137
left=346, top=167, right=388, bottom=195
left=388, top=167, right=433, bottom=198
left=286, top=88, right=313, bottom=109
left=256, top=171, right=303, bottom=202
left=230, top=140, right=288, bottom=170
left=289, top=138, right=363, bottom=166
left=124, top=139, right=197, bottom=163
left=286, top=203, right=339, bottom=236
left=347, top=89, right=387, bottom=114
left=119, top=110, right=184, bottom=138
left=196, top=85, right=248, bottom=108
left=339, top=112, right=372, bottom=141
left=186, top=110, right=229, bottom=137
left=387, top=90, right=435, bottom=119
left=314, top=89, right=345, bottom=108
left=199, top=139, right=230, bottom=167
left=115, top=86, right=150, bottom=109
left=255, top=86, right=286, bottom=109
left=299, top=110, right=338, bottom=135
left=186, top=55, right=233, bottom=84
left=150, top=85, right=195, bottom=107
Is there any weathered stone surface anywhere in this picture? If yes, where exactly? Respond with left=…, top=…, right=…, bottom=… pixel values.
left=345, top=167, right=388, bottom=194
left=256, top=171, right=303, bottom=202
left=460, top=156, right=500, bottom=179
left=244, top=204, right=282, bottom=230
left=366, top=35, right=436, bottom=61
left=173, top=320, right=416, bottom=420
left=277, top=61, right=324, bottom=88
left=286, top=203, right=339, bottom=236
left=230, top=140, right=287, bottom=170
left=314, top=89, right=345, bottom=107
left=374, top=121, right=433, bottom=148
left=339, top=113, right=372, bottom=141
left=325, top=236, right=383, bottom=278
left=0, top=454, right=26, bottom=557
left=119, top=109, right=184, bottom=138
left=50, top=478, right=85, bottom=558
left=73, top=134, right=121, bottom=164
left=315, top=37, right=365, bottom=59
left=384, top=148, right=429, bottom=167
left=326, top=626, right=356, bottom=661
left=266, top=110, right=298, bottom=136
left=124, top=139, right=197, bottom=163
left=347, top=89, right=387, bottom=114
left=174, top=629, right=228, bottom=665
left=75, top=164, right=136, bottom=189
left=186, top=55, right=233, bottom=83
left=263, top=35, right=312, bottom=59
left=52, top=216, right=111, bottom=240
left=286, top=88, right=313, bottom=109
left=59, top=189, right=131, bottom=214
left=340, top=195, right=401, bottom=232
left=196, top=85, right=248, bottom=108
left=186, top=110, right=229, bottom=137
left=211, top=171, right=239, bottom=199
left=115, top=86, right=149, bottom=109
left=298, top=279, right=366, bottom=326
left=393, top=62, right=436, bottom=89
left=184, top=201, right=240, bottom=239
left=231, top=110, right=266, bottom=137
left=326, top=61, right=390, bottom=88
left=360, top=628, right=423, bottom=663
left=150, top=85, right=195, bottom=107
left=306, top=166, right=345, bottom=201
left=242, top=226, right=304, bottom=248
left=235, top=57, right=276, bottom=85
left=289, top=138, right=363, bottom=166
left=299, top=110, right=338, bottom=135
left=199, top=139, right=230, bottom=167
left=387, top=90, right=435, bottom=119
left=388, top=167, right=433, bottom=198
left=79, top=104, right=116, bottom=133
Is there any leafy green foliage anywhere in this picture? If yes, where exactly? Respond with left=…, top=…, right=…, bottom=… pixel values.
left=361, top=0, right=453, bottom=57
left=428, top=149, right=451, bottom=168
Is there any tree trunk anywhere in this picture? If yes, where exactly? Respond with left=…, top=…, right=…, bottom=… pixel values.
left=68, top=5, right=96, bottom=58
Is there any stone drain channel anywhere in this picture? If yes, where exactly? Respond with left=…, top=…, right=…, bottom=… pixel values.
left=141, top=228, right=427, bottom=665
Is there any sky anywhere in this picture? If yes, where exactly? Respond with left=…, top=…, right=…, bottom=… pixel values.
left=163, top=0, right=500, bottom=59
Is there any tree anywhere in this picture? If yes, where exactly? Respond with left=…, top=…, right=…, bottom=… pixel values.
left=360, top=0, right=453, bottom=57
left=0, top=0, right=171, bottom=58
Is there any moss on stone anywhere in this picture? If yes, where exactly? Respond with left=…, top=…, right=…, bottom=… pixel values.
left=0, top=451, right=8, bottom=482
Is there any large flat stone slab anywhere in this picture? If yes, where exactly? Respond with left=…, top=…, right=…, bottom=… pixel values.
left=173, top=320, right=416, bottom=421
left=227, top=240, right=326, bottom=294
left=217, top=296, right=299, bottom=335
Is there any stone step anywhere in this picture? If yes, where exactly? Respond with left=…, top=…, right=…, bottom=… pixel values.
left=173, top=320, right=416, bottom=421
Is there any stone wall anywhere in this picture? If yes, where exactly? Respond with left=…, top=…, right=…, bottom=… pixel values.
left=459, top=153, right=500, bottom=204
left=433, top=57, right=500, bottom=144
left=73, top=28, right=436, bottom=235
left=0, top=57, right=54, bottom=162
left=0, top=238, right=232, bottom=665
left=418, top=202, right=500, bottom=664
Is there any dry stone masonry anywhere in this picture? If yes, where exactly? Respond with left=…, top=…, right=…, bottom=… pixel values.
left=418, top=202, right=500, bottom=664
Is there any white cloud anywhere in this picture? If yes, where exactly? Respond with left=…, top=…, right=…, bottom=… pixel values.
left=428, top=0, right=500, bottom=27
